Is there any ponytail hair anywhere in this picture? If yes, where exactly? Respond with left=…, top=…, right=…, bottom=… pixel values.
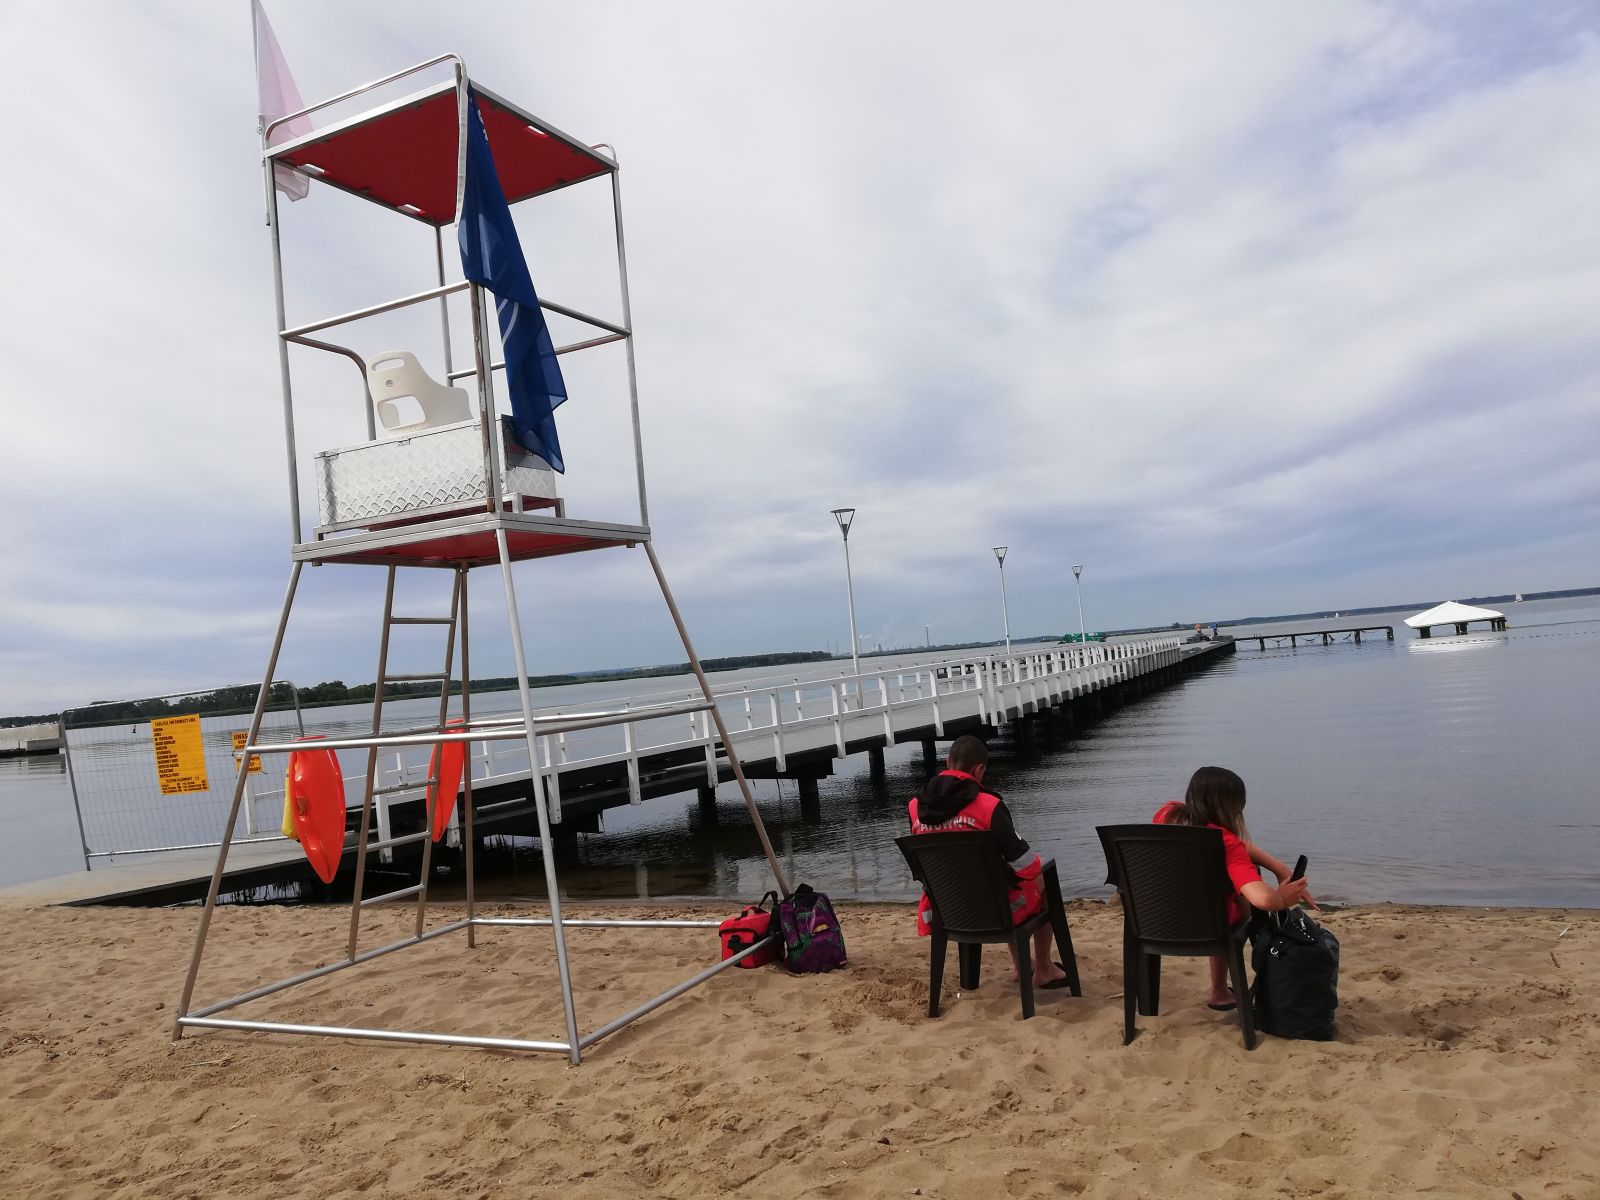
left=1184, top=766, right=1248, bottom=839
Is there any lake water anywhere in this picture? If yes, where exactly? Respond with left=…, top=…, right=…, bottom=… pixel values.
left=3, top=596, right=1597, bottom=907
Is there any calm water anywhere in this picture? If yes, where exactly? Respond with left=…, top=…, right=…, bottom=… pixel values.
left=3, top=596, right=1597, bottom=906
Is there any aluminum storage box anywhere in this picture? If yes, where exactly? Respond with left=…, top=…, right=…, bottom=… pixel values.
left=314, top=416, right=558, bottom=533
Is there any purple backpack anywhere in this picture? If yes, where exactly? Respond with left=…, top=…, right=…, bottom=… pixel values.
left=777, top=885, right=847, bottom=973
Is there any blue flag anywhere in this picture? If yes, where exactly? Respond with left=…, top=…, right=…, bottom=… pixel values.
left=458, top=93, right=567, bottom=472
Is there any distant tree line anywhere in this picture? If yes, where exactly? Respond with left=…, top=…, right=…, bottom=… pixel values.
left=60, top=683, right=302, bottom=729
left=0, top=712, right=59, bottom=730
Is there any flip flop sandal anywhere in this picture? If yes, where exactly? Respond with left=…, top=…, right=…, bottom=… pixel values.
left=1207, top=987, right=1237, bottom=1012
left=1039, top=961, right=1076, bottom=991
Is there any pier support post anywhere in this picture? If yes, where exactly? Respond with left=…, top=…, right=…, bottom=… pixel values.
left=921, top=738, right=939, bottom=770
left=867, top=746, right=886, bottom=780
left=696, top=784, right=718, bottom=824
left=550, top=825, right=582, bottom=860
left=795, top=775, right=821, bottom=822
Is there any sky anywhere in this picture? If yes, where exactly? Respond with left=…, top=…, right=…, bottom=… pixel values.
left=1, top=1, right=1597, bottom=715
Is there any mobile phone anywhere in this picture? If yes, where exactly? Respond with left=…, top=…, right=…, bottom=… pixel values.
left=1290, top=855, right=1308, bottom=882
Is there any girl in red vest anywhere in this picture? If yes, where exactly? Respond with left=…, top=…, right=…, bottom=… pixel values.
left=1155, top=766, right=1313, bottom=1009
left=908, top=735, right=1069, bottom=990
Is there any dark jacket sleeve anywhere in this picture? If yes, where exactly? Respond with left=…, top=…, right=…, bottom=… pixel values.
left=987, top=800, right=1036, bottom=870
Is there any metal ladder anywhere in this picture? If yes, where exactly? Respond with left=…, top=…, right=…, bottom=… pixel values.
left=345, top=565, right=466, bottom=958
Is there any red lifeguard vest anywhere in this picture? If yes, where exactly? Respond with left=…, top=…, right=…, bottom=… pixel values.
left=907, top=775, right=1041, bottom=934
left=908, top=789, right=1001, bottom=836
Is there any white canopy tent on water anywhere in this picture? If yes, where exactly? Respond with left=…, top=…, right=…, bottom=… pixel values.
left=1404, top=601, right=1505, bottom=628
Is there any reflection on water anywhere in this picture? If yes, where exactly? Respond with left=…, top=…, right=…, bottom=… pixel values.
left=1407, top=635, right=1504, bottom=655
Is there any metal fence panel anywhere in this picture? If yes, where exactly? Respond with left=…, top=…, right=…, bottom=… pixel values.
left=61, top=682, right=304, bottom=862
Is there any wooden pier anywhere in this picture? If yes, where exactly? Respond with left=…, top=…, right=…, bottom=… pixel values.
left=1240, top=626, right=1394, bottom=650
left=4, top=638, right=1236, bottom=907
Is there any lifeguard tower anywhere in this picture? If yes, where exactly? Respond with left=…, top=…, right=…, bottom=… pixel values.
left=173, top=55, right=788, bottom=1064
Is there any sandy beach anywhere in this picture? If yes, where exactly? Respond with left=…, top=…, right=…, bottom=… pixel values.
left=1, top=898, right=1596, bottom=1199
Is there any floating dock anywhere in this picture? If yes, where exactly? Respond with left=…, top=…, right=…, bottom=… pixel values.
left=1239, top=626, right=1395, bottom=649
left=0, top=722, right=62, bottom=757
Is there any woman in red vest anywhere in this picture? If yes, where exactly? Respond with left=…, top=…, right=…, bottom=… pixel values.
left=908, top=735, right=1069, bottom=990
left=1155, top=766, right=1313, bottom=1009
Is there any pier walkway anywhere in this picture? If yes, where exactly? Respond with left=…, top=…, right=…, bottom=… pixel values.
left=7, top=636, right=1234, bottom=906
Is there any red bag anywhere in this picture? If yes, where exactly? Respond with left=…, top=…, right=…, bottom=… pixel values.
left=719, top=891, right=781, bottom=968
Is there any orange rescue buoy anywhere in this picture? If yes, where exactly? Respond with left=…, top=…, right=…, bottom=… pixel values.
left=428, top=717, right=467, bottom=842
left=285, top=738, right=346, bottom=884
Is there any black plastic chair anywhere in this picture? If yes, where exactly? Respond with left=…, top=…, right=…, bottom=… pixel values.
left=895, top=831, right=1081, bottom=1020
left=1096, top=823, right=1256, bottom=1050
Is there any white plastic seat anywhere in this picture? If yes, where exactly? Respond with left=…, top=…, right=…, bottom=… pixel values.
left=367, top=351, right=472, bottom=436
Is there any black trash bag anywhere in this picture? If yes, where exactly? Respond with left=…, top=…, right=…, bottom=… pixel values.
left=1250, top=907, right=1340, bottom=1041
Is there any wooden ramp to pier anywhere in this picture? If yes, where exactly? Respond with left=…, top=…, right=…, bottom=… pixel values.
left=0, top=839, right=307, bottom=907
left=6, top=637, right=1235, bottom=907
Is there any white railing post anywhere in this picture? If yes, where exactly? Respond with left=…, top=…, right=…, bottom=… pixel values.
left=375, top=796, right=394, bottom=864
left=769, top=692, right=786, bottom=771
left=622, top=703, right=641, bottom=804
left=699, top=709, right=718, bottom=788
left=879, top=677, right=893, bottom=743
left=541, top=734, right=563, bottom=823
left=831, top=682, right=845, bottom=755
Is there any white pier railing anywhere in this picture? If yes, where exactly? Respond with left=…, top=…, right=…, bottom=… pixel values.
left=360, top=635, right=1185, bottom=829
left=77, top=637, right=1185, bottom=858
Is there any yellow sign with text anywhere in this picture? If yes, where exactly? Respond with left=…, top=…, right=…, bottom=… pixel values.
left=152, top=714, right=209, bottom=795
left=231, top=730, right=263, bottom=774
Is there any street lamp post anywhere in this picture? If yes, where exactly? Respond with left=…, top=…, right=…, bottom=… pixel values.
left=1072, top=563, right=1086, bottom=646
left=831, top=508, right=861, bottom=704
left=992, top=546, right=1012, bottom=660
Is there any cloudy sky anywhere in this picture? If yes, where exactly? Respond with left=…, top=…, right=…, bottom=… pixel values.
left=1, top=2, right=1596, bottom=714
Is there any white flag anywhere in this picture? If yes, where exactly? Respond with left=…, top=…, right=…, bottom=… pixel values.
left=253, top=0, right=311, bottom=201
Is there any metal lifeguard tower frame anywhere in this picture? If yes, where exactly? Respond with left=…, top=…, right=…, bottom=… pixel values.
left=173, top=56, right=789, bottom=1065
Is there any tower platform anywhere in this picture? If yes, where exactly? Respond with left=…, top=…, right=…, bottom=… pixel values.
left=296, top=510, right=647, bottom=568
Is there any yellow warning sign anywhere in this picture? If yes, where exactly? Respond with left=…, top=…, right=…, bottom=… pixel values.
left=152, top=714, right=209, bottom=795
left=231, top=730, right=263, bottom=774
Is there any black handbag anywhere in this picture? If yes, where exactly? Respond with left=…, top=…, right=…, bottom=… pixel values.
left=1250, top=907, right=1340, bottom=1041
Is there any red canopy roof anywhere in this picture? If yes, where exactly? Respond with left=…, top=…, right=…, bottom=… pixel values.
left=271, top=82, right=614, bottom=225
